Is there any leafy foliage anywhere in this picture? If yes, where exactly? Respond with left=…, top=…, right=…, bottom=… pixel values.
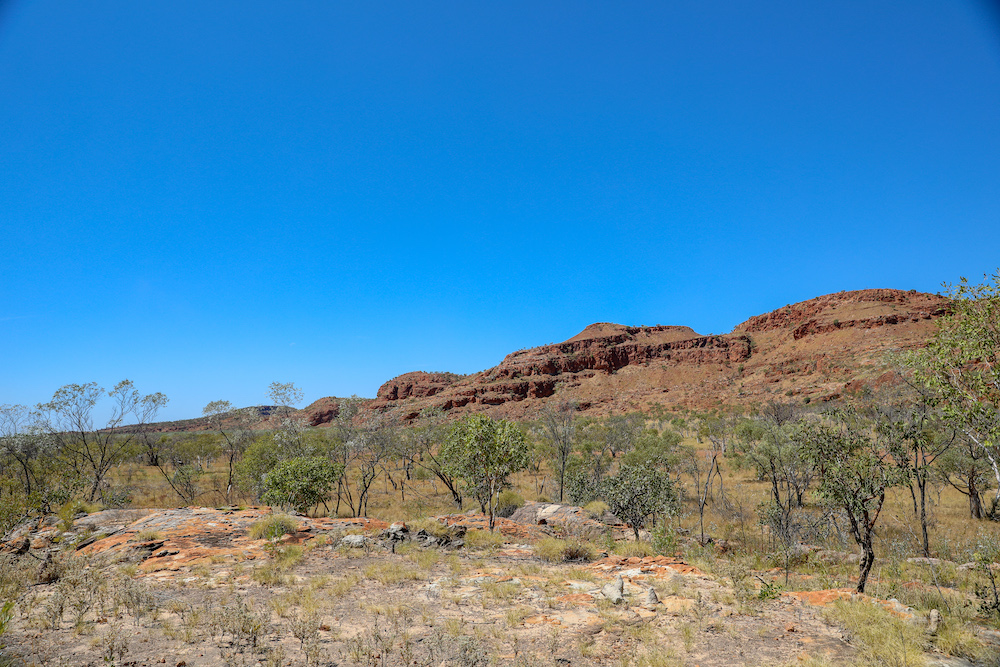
left=441, top=414, right=529, bottom=530
left=599, top=463, right=677, bottom=540
left=261, top=456, right=343, bottom=514
left=797, top=410, right=908, bottom=593
left=911, top=272, right=1000, bottom=500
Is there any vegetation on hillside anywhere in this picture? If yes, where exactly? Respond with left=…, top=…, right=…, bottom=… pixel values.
left=2, top=274, right=1000, bottom=664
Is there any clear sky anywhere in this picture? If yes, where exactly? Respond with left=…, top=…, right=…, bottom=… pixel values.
left=2, top=1, right=999, bottom=422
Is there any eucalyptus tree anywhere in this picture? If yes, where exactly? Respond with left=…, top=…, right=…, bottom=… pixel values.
left=35, top=381, right=167, bottom=503
left=538, top=401, right=578, bottom=502
left=441, top=414, right=529, bottom=530
left=403, top=407, right=463, bottom=507
left=799, top=408, right=908, bottom=593
left=600, top=463, right=677, bottom=540
left=936, top=433, right=992, bottom=519
left=910, top=273, right=1000, bottom=500
left=865, top=376, right=952, bottom=557
left=0, top=404, right=68, bottom=530
left=202, top=400, right=258, bottom=503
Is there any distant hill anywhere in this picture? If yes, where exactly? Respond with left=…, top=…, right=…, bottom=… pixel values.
left=146, top=288, right=948, bottom=431
left=365, top=288, right=948, bottom=421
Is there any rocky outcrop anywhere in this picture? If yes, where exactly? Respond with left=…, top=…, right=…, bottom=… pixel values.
left=137, top=288, right=952, bottom=428
left=361, top=288, right=950, bottom=421
left=735, top=289, right=948, bottom=334
left=376, top=372, right=466, bottom=401
left=492, top=330, right=753, bottom=378
left=299, top=397, right=341, bottom=426
left=369, top=326, right=757, bottom=420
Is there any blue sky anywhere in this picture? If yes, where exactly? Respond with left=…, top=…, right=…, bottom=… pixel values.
left=2, top=1, right=999, bottom=421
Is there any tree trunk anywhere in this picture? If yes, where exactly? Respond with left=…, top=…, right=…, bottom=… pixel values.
left=969, top=471, right=984, bottom=519
left=918, top=475, right=930, bottom=558
left=856, top=534, right=875, bottom=593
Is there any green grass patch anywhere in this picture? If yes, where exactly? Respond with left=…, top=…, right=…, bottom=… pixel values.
left=535, top=538, right=597, bottom=563
left=248, top=514, right=299, bottom=541
left=826, top=599, right=927, bottom=667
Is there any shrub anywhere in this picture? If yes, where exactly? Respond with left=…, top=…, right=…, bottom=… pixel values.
left=651, top=524, right=678, bottom=555
left=464, top=529, right=504, bottom=551
left=495, top=490, right=524, bottom=518
left=583, top=500, right=609, bottom=519
left=57, top=499, right=98, bottom=532
left=261, top=456, right=342, bottom=514
left=249, top=514, right=299, bottom=541
left=536, top=538, right=597, bottom=563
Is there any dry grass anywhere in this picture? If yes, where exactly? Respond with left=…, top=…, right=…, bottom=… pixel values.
left=464, top=529, right=504, bottom=551
left=133, top=528, right=164, bottom=541
left=248, top=514, right=299, bottom=541
left=613, top=540, right=656, bottom=558
left=363, top=561, right=424, bottom=585
left=535, top=538, right=597, bottom=562
left=825, top=599, right=926, bottom=667
left=76, top=422, right=1000, bottom=667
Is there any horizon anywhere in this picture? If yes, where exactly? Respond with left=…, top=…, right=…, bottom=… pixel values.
left=2, top=2, right=999, bottom=421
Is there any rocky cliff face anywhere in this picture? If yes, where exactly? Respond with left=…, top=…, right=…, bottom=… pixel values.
left=359, top=288, right=950, bottom=422
left=144, top=288, right=951, bottom=431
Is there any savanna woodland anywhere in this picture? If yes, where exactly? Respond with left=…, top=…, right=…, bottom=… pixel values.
left=2, top=276, right=1000, bottom=667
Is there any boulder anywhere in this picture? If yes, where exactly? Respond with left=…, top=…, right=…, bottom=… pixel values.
left=602, top=575, right=624, bottom=604
left=387, top=523, right=409, bottom=541
left=340, top=534, right=369, bottom=548
left=927, top=608, right=942, bottom=636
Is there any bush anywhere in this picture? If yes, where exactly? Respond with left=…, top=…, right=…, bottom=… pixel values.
left=235, top=438, right=281, bottom=500
left=536, top=538, right=597, bottom=563
left=583, top=500, right=609, bottom=520
left=249, top=514, right=299, bottom=541
left=651, top=523, right=678, bottom=555
left=495, top=490, right=524, bottom=518
left=261, top=456, right=342, bottom=514
left=564, top=466, right=601, bottom=506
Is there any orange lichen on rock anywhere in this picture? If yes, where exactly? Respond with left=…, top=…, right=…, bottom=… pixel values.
left=588, top=555, right=705, bottom=578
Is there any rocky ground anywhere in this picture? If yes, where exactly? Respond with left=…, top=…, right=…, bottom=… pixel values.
left=0, top=504, right=984, bottom=667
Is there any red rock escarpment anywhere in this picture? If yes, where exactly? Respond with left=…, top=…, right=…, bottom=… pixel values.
left=362, top=288, right=950, bottom=421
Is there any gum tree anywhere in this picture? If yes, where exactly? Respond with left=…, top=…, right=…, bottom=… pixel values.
left=538, top=401, right=578, bottom=502
left=911, top=272, right=1000, bottom=502
left=441, top=414, right=529, bottom=530
left=202, top=400, right=258, bottom=503
left=600, top=463, right=677, bottom=540
left=799, top=409, right=907, bottom=593
left=35, top=381, right=167, bottom=503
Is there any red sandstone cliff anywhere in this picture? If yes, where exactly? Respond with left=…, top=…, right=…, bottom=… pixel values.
left=360, top=288, right=949, bottom=422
